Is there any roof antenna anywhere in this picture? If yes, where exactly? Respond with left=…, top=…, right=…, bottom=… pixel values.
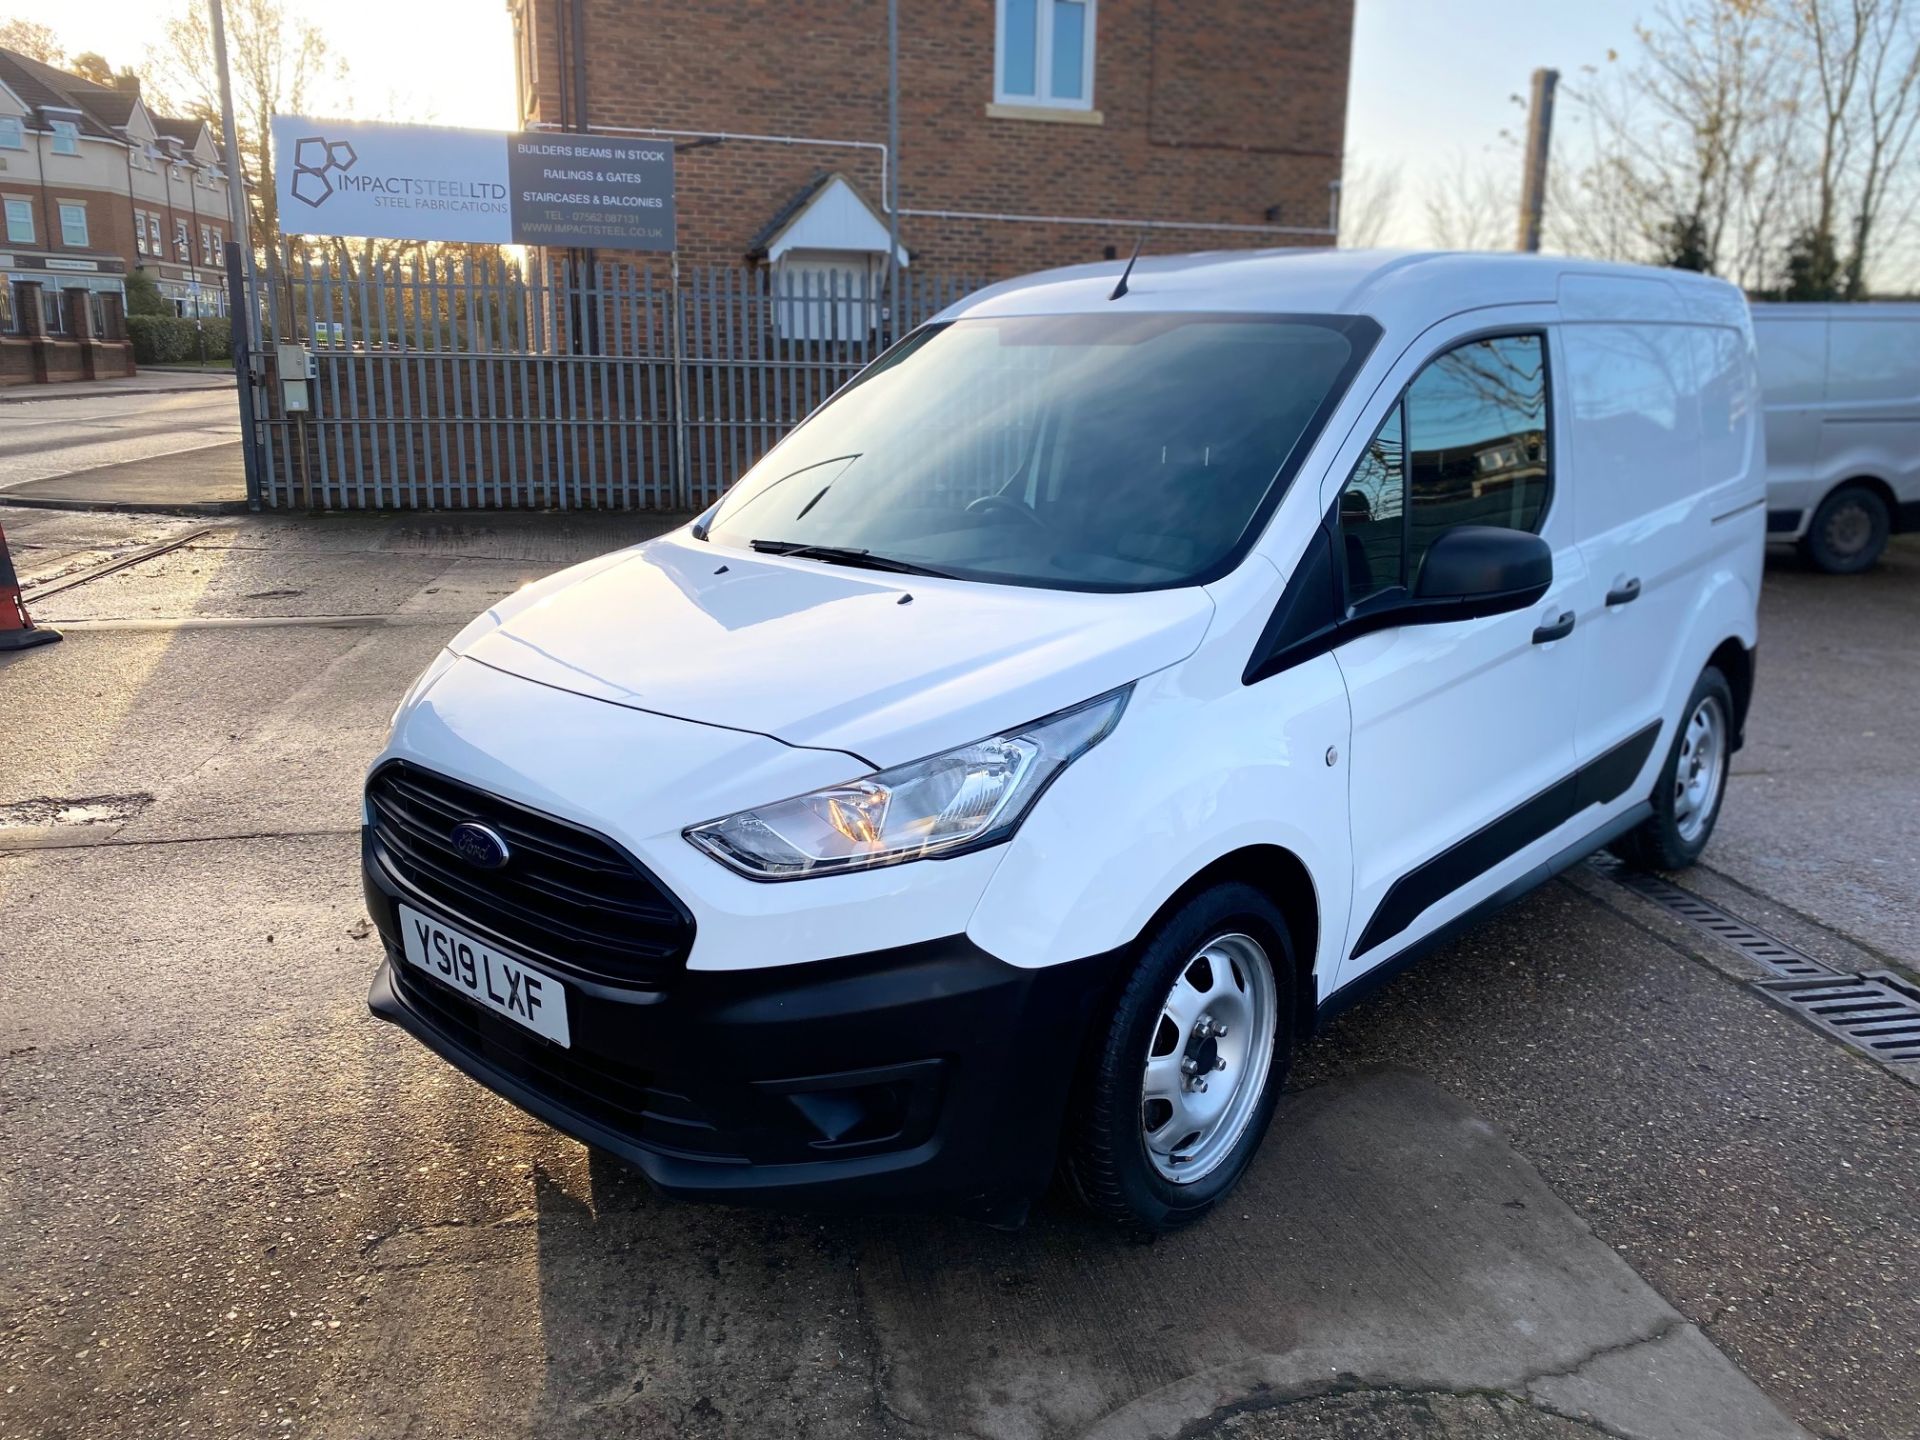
left=1108, top=233, right=1145, bottom=301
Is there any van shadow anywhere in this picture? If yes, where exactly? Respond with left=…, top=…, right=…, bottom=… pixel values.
left=524, top=1066, right=1679, bottom=1440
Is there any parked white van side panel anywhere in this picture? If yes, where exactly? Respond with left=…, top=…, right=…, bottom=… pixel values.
left=1751, top=303, right=1920, bottom=541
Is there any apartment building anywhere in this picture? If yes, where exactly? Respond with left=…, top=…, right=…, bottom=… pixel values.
left=506, top=0, right=1353, bottom=289
left=0, top=47, right=233, bottom=340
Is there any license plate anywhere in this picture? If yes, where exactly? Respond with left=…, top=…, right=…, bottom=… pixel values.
left=397, top=903, right=572, bottom=1048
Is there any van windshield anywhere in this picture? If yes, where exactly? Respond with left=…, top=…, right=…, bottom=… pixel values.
left=700, top=312, right=1376, bottom=591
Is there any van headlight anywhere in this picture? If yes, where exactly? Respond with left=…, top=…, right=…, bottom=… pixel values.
left=685, top=686, right=1131, bottom=880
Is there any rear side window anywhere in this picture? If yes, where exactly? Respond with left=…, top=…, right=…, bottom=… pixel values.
left=1337, top=334, right=1550, bottom=607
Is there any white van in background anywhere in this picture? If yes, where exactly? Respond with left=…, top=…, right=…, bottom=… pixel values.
left=1750, top=302, right=1920, bottom=572
left=364, top=251, right=1764, bottom=1233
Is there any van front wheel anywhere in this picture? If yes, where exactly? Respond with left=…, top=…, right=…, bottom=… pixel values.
left=1611, top=667, right=1735, bottom=872
left=1064, top=883, right=1295, bottom=1235
left=1800, top=483, right=1890, bottom=574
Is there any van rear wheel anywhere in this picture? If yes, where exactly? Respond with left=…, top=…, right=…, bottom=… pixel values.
left=1611, top=667, right=1735, bottom=872
left=1800, top=483, right=1890, bottom=574
left=1064, top=882, right=1294, bottom=1235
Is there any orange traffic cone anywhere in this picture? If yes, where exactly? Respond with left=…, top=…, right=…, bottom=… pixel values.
left=0, top=517, right=62, bottom=651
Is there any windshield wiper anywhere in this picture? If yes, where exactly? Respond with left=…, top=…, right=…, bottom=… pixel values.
left=749, top=539, right=957, bottom=579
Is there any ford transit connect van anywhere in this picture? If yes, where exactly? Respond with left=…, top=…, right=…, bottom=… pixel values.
left=365, top=251, right=1764, bottom=1233
left=1751, top=301, right=1920, bottom=572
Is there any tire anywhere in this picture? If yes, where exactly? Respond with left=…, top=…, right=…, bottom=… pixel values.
left=1064, top=882, right=1295, bottom=1235
left=1611, top=666, right=1735, bottom=872
left=1799, top=483, right=1890, bottom=574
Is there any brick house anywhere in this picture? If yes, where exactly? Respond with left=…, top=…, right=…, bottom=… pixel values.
left=0, top=49, right=235, bottom=382
left=505, top=0, right=1352, bottom=289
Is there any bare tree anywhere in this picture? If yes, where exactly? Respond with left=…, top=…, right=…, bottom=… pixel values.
left=1546, top=3, right=1807, bottom=288
left=0, top=19, right=64, bottom=63
left=145, top=0, right=341, bottom=250
left=1337, top=158, right=1404, bottom=248
left=1425, top=151, right=1517, bottom=250
left=1787, top=0, right=1920, bottom=295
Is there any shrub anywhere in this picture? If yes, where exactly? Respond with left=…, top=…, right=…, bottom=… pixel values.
left=127, top=314, right=232, bottom=365
left=123, top=269, right=173, bottom=317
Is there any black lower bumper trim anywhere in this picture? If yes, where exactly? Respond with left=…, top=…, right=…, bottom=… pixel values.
left=365, top=842, right=1122, bottom=1221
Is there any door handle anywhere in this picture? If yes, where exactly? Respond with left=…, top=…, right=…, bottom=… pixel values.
left=1532, top=611, right=1576, bottom=644
left=1605, top=577, right=1642, bottom=606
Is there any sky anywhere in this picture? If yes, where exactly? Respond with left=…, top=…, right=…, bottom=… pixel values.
left=5, top=0, right=521, bottom=131
left=1346, top=1, right=1642, bottom=245
left=7, top=0, right=1645, bottom=246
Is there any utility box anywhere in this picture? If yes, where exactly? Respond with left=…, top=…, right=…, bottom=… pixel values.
left=278, top=343, right=316, bottom=413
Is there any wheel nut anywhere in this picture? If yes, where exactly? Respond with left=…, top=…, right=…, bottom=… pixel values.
left=1181, top=1057, right=1199, bottom=1075
left=1213, top=1024, right=1227, bottom=1037
left=1214, top=1056, right=1227, bottom=1070
left=1193, top=1079, right=1208, bottom=1093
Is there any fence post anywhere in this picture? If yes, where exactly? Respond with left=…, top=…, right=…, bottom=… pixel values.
left=224, top=241, right=263, bottom=511
left=670, top=250, right=692, bottom=510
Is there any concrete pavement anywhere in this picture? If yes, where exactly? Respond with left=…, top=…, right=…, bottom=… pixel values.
left=1, top=509, right=1914, bottom=1440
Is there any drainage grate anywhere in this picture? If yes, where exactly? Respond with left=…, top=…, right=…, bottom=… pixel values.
left=1589, top=858, right=1838, bottom=979
left=1752, top=973, right=1920, bottom=1078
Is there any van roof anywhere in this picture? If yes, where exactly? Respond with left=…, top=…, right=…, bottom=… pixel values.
left=942, top=248, right=1750, bottom=332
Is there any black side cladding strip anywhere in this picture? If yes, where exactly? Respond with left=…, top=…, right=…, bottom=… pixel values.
left=1351, top=720, right=1662, bottom=958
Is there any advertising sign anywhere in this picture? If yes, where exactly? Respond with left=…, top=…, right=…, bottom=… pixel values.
left=271, top=116, right=675, bottom=250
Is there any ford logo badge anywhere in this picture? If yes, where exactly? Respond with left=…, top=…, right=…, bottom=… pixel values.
left=449, top=821, right=511, bottom=871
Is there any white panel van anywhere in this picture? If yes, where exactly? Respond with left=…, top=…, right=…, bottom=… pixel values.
left=1750, top=302, right=1920, bottom=571
left=364, top=251, right=1765, bottom=1233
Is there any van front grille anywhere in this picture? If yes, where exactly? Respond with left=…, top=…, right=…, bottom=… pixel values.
left=366, top=761, right=693, bottom=987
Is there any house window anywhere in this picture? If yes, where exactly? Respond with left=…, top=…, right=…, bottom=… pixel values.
left=996, top=0, right=1096, bottom=108
left=59, top=201, right=89, bottom=247
left=51, top=120, right=80, bottom=155
left=147, top=214, right=163, bottom=255
left=0, top=117, right=24, bottom=150
left=209, top=226, right=224, bottom=265
left=175, top=219, right=191, bottom=262
left=134, top=211, right=148, bottom=255
left=4, top=196, right=32, bottom=244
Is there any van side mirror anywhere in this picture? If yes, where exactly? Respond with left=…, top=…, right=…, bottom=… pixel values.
left=1411, top=526, right=1553, bottom=619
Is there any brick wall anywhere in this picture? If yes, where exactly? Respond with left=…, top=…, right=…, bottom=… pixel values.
left=516, top=0, right=1350, bottom=280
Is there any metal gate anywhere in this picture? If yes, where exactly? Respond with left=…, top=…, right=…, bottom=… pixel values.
left=245, top=248, right=977, bottom=511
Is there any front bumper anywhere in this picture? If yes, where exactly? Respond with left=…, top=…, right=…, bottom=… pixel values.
left=364, top=841, right=1120, bottom=1223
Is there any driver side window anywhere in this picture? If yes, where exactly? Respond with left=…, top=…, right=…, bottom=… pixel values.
left=1337, top=333, right=1550, bottom=610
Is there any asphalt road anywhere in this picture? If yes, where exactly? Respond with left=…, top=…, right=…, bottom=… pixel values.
left=0, top=380, right=239, bottom=496
left=1, top=509, right=1914, bottom=1440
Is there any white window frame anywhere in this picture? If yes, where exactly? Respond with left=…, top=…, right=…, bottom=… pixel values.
left=175, top=218, right=191, bottom=262
left=148, top=214, right=163, bottom=254
left=0, top=117, right=24, bottom=150
left=4, top=196, right=32, bottom=244
left=50, top=120, right=80, bottom=155
left=994, top=0, right=1097, bottom=110
left=58, top=201, right=88, bottom=247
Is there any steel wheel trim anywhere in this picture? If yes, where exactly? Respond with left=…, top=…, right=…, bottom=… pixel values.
left=1673, top=694, right=1727, bottom=845
left=1140, top=932, right=1278, bottom=1184
left=1823, top=499, right=1875, bottom=558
